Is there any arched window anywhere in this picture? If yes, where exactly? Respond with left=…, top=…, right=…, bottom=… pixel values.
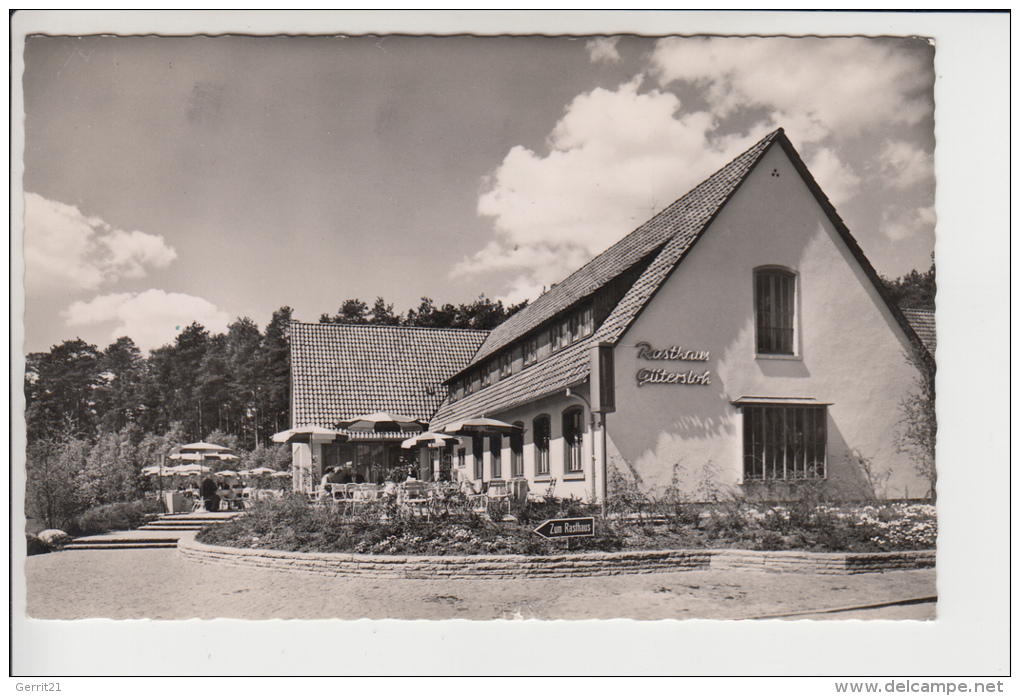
left=754, top=267, right=796, bottom=355
left=533, top=415, right=551, bottom=477
left=510, top=421, right=524, bottom=478
left=562, top=407, right=585, bottom=474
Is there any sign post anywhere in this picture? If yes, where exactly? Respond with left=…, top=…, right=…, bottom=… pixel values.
left=533, top=517, right=596, bottom=539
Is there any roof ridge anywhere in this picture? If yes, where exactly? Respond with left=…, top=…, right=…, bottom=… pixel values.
left=458, top=127, right=784, bottom=371
left=290, top=320, right=490, bottom=336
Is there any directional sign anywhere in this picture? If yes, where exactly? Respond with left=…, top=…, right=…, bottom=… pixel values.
left=534, top=517, right=596, bottom=539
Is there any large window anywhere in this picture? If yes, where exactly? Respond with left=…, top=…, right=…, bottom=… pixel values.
left=533, top=415, right=551, bottom=476
left=490, top=434, right=502, bottom=479
left=755, top=267, right=796, bottom=355
left=562, top=407, right=585, bottom=474
left=742, top=404, right=826, bottom=481
left=472, top=437, right=484, bottom=480
left=510, top=422, right=524, bottom=477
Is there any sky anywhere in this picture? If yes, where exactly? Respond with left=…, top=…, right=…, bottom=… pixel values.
left=19, top=29, right=936, bottom=354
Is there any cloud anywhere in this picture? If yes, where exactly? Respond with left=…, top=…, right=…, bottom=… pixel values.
left=586, top=37, right=621, bottom=64
left=650, top=36, right=933, bottom=142
left=456, top=78, right=759, bottom=296
left=63, top=289, right=230, bottom=352
left=459, top=36, right=934, bottom=303
left=806, top=148, right=862, bottom=208
left=879, top=140, right=935, bottom=189
left=880, top=205, right=936, bottom=243
left=23, top=192, right=176, bottom=297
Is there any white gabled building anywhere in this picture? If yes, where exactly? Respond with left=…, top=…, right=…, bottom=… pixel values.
left=290, top=128, right=935, bottom=502
left=430, top=128, right=935, bottom=502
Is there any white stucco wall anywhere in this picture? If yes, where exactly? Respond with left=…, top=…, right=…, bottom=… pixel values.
left=471, top=389, right=597, bottom=502
left=607, top=145, right=929, bottom=502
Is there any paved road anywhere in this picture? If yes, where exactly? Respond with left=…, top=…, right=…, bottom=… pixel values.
left=24, top=546, right=937, bottom=621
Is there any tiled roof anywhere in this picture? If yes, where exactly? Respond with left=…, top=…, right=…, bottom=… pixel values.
left=901, top=308, right=936, bottom=353
left=431, top=338, right=591, bottom=428
left=290, top=322, right=488, bottom=428
left=459, top=129, right=783, bottom=374
left=594, top=130, right=781, bottom=345
left=432, top=129, right=782, bottom=425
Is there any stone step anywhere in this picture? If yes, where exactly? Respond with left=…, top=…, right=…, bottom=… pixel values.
left=64, top=542, right=179, bottom=550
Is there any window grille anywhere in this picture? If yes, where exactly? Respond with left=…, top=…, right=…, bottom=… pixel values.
left=742, top=404, right=826, bottom=481
left=755, top=268, right=796, bottom=354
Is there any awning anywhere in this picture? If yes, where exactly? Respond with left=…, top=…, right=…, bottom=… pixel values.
left=730, top=396, right=832, bottom=407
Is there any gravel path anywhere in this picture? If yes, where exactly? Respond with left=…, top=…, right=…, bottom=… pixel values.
left=25, top=544, right=936, bottom=621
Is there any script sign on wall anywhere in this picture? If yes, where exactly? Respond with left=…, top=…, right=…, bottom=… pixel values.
left=634, top=341, right=712, bottom=387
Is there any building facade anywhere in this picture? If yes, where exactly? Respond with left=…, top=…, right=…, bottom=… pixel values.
left=291, top=129, right=936, bottom=502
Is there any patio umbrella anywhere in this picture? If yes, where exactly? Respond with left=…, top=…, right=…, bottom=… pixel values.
left=171, top=463, right=212, bottom=476
left=335, top=411, right=426, bottom=433
left=242, top=467, right=277, bottom=477
left=400, top=432, right=462, bottom=449
left=169, top=451, right=239, bottom=461
left=270, top=471, right=292, bottom=478
left=217, top=470, right=239, bottom=477
left=439, top=417, right=521, bottom=435
left=272, top=426, right=348, bottom=444
left=169, top=442, right=239, bottom=471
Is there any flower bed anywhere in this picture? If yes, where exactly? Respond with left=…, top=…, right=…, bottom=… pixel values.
left=195, top=494, right=936, bottom=556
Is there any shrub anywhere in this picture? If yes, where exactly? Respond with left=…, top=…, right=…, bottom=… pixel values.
left=194, top=495, right=935, bottom=555
left=197, top=496, right=625, bottom=555
left=65, top=498, right=161, bottom=537
left=26, top=533, right=49, bottom=556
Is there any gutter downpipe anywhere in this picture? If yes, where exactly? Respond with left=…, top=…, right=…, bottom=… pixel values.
left=600, top=411, right=608, bottom=519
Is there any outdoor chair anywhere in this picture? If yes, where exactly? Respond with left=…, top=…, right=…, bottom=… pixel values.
left=256, top=490, right=280, bottom=502
left=485, top=480, right=511, bottom=515
left=348, top=483, right=381, bottom=515
left=398, top=481, right=429, bottom=517
left=507, top=478, right=529, bottom=506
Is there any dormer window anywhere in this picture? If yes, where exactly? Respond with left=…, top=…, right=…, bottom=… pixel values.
left=549, top=323, right=562, bottom=352
left=571, top=306, right=593, bottom=341
left=499, top=352, right=512, bottom=379
left=524, top=336, right=538, bottom=366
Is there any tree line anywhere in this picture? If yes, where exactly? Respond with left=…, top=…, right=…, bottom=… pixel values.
left=22, top=295, right=525, bottom=528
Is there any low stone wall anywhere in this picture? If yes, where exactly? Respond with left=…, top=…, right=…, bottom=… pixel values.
left=178, top=537, right=935, bottom=578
